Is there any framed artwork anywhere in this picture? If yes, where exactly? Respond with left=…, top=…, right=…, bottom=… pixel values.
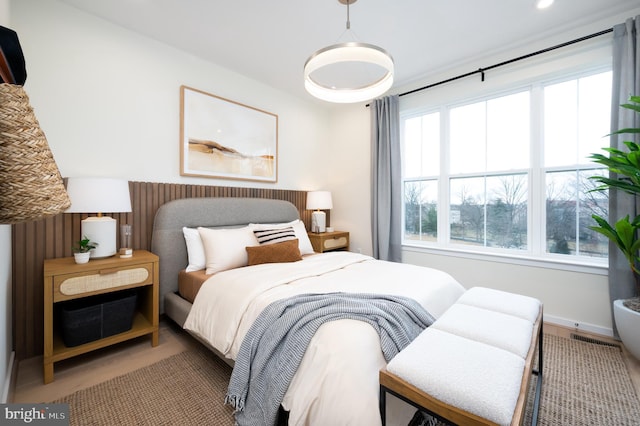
left=180, top=85, right=278, bottom=182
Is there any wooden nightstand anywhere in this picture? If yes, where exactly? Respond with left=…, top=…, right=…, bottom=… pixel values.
left=43, top=250, right=159, bottom=384
left=308, top=230, right=350, bottom=253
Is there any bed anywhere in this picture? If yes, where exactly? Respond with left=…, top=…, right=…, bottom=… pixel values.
left=151, top=197, right=466, bottom=426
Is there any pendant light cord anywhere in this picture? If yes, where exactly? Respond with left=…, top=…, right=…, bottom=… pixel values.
left=346, top=0, right=351, bottom=30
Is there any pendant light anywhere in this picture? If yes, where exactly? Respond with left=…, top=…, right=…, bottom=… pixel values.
left=304, top=0, right=394, bottom=103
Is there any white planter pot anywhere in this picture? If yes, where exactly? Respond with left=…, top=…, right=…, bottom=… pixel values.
left=73, top=252, right=90, bottom=264
left=614, top=299, right=640, bottom=361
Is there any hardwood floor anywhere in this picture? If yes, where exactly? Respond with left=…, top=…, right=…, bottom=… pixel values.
left=9, top=319, right=640, bottom=404
left=10, top=320, right=199, bottom=403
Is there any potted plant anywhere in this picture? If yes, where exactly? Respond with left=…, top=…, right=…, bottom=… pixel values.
left=589, top=95, right=640, bottom=360
left=72, top=236, right=97, bottom=264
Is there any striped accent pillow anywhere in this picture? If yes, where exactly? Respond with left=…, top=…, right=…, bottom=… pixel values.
left=253, top=227, right=297, bottom=245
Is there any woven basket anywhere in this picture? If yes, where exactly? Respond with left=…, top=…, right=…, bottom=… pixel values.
left=0, top=83, right=70, bottom=224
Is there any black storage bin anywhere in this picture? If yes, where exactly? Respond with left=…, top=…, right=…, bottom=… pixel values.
left=61, top=290, right=137, bottom=347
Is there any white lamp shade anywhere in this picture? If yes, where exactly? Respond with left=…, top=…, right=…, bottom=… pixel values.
left=65, top=177, right=131, bottom=258
left=306, top=191, right=333, bottom=210
left=65, top=177, right=132, bottom=213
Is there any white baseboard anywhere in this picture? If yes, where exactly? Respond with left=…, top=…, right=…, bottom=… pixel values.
left=1, top=350, right=14, bottom=403
left=544, top=314, right=614, bottom=338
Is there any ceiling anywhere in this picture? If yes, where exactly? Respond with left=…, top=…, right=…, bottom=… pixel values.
left=58, top=0, right=637, bottom=104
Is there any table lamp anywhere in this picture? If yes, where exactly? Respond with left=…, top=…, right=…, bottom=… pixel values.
left=306, top=191, right=333, bottom=233
left=65, top=177, right=132, bottom=258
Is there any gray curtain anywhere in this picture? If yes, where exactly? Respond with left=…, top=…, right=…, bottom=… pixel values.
left=610, top=16, right=640, bottom=336
left=371, top=95, right=401, bottom=262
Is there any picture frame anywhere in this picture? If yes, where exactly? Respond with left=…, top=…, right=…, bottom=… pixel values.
left=180, top=85, right=278, bottom=182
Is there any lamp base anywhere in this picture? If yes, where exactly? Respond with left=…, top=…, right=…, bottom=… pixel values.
left=311, top=211, right=326, bottom=233
left=81, top=216, right=117, bottom=258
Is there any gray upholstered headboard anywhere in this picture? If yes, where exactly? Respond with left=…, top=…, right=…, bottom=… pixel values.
left=151, top=197, right=300, bottom=319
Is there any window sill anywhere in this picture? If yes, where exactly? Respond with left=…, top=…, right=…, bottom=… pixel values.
left=402, top=243, right=608, bottom=276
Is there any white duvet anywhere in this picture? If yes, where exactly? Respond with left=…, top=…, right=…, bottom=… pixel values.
left=184, top=252, right=465, bottom=426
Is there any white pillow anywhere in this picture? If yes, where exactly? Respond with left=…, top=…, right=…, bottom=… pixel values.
left=250, top=219, right=314, bottom=255
left=182, top=227, right=206, bottom=272
left=198, top=226, right=259, bottom=275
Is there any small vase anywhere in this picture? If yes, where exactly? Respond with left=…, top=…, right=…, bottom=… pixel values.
left=74, top=252, right=90, bottom=264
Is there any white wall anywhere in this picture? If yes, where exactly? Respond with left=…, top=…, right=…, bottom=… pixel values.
left=327, top=104, right=372, bottom=255
left=12, top=0, right=331, bottom=189
left=0, top=0, right=13, bottom=403
left=0, top=224, right=10, bottom=403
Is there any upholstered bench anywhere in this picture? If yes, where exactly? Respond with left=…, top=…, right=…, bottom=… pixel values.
left=380, top=287, right=543, bottom=426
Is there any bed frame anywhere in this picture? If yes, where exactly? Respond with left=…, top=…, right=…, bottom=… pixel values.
left=150, top=197, right=300, bottom=327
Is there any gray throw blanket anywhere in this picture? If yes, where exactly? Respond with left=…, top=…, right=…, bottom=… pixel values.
left=225, top=292, right=435, bottom=426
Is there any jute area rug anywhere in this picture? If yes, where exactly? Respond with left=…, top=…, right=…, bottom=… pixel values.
left=54, top=334, right=640, bottom=426
left=54, top=346, right=235, bottom=426
left=523, top=334, right=640, bottom=426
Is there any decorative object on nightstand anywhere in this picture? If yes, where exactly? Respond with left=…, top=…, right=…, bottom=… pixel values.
left=71, top=236, right=97, bottom=264
left=307, top=191, right=333, bottom=233
left=43, top=249, right=159, bottom=384
left=65, top=177, right=132, bottom=258
left=120, top=224, right=133, bottom=258
left=308, top=230, right=349, bottom=253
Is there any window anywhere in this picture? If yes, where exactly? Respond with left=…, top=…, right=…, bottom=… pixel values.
left=404, top=112, right=439, bottom=243
left=543, top=73, right=611, bottom=258
left=402, top=69, right=611, bottom=264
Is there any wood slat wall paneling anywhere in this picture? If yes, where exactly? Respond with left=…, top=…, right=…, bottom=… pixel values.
left=11, top=181, right=311, bottom=360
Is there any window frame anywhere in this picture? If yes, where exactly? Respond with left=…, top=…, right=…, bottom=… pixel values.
left=400, top=64, right=612, bottom=274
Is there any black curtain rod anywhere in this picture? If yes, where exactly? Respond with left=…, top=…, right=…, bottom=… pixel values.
left=393, top=27, right=613, bottom=99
